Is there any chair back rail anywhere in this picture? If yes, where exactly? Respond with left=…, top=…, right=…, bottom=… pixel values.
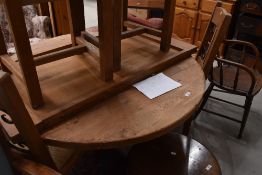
left=0, top=71, right=56, bottom=168
left=210, top=39, right=260, bottom=96
left=0, top=123, right=62, bottom=175
left=196, top=1, right=232, bottom=78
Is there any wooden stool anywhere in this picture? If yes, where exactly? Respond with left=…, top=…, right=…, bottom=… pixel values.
left=0, top=0, right=175, bottom=108
left=127, top=133, right=221, bottom=175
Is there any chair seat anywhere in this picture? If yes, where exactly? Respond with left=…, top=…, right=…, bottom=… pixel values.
left=211, top=66, right=262, bottom=96
left=127, top=133, right=221, bottom=175
left=127, top=14, right=163, bottom=29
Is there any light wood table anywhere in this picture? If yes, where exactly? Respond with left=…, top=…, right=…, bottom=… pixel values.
left=2, top=35, right=204, bottom=150
left=40, top=56, right=205, bottom=150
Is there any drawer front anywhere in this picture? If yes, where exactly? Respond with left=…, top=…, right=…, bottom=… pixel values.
left=128, top=0, right=164, bottom=9
left=176, top=0, right=199, bottom=10
left=200, top=0, right=235, bottom=14
left=173, top=7, right=198, bottom=43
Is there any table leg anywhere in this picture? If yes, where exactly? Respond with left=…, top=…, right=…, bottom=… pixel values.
left=97, top=0, right=114, bottom=81
left=3, top=0, right=43, bottom=108
left=66, top=0, right=86, bottom=45
left=160, top=0, right=175, bottom=52
left=113, top=0, right=122, bottom=71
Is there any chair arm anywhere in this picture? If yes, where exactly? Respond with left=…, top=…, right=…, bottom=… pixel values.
left=13, top=158, right=61, bottom=175
left=215, top=57, right=256, bottom=95
left=31, top=15, right=51, bottom=39
left=223, top=39, right=260, bottom=68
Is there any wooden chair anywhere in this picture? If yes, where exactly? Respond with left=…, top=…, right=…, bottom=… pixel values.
left=127, top=133, right=222, bottom=175
left=0, top=123, right=61, bottom=175
left=195, top=2, right=232, bottom=78
left=0, top=70, right=80, bottom=174
left=195, top=39, right=262, bottom=139
left=182, top=2, right=232, bottom=134
left=123, top=0, right=175, bottom=52
left=0, top=0, right=88, bottom=108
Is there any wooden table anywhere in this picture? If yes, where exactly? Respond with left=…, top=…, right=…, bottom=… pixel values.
left=40, top=56, right=205, bottom=150
left=2, top=35, right=204, bottom=150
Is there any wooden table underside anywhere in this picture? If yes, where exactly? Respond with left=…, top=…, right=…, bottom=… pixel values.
left=2, top=35, right=199, bottom=148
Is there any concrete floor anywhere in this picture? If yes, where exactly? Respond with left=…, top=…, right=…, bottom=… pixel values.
left=192, top=87, right=262, bottom=175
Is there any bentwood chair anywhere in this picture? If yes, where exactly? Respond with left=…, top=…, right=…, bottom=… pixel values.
left=196, top=39, right=262, bottom=139
left=0, top=71, right=80, bottom=174
left=0, top=123, right=61, bottom=175
left=127, top=3, right=231, bottom=175
left=182, top=2, right=232, bottom=134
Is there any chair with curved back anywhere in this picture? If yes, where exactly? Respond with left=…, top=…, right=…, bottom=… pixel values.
left=0, top=123, right=61, bottom=175
left=196, top=39, right=262, bottom=139
left=0, top=70, right=80, bottom=174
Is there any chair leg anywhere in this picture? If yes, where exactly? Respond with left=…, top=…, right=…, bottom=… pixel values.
left=183, top=117, right=193, bottom=136
left=193, top=83, right=214, bottom=120
left=183, top=83, right=214, bottom=136
left=238, top=96, right=253, bottom=139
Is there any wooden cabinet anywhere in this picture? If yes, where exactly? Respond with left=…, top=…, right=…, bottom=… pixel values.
left=128, top=9, right=149, bottom=19
left=200, top=0, right=235, bottom=14
left=173, top=7, right=198, bottom=43
left=194, top=12, right=211, bottom=46
left=173, top=0, right=237, bottom=45
left=176, top=0, right=199, bottom=10
left=128, top=0, right=165, bottom=8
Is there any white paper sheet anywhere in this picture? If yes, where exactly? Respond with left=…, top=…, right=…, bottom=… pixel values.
left=133, top=73, right=182, bottom=99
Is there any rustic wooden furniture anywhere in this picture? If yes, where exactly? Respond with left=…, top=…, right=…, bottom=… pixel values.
left=182, top=2, right=232, bottom=135
left=196, top=40, right=262, bottom=139
left=195, top=2, right=232, bottom=78
left=42, top=0, right=237, bottom=47
left=0, top=50, right=205, bottom=149
left=226, top=0, right=262, bottom=73
left=128, top=0, right=236, bottom=45
left=0, top=124, right=62, bottom=175
left=172, top=0, right=236, bottom=46
left=127, top=133, right=221, bottom=175
left=0, top=71, right=82, bottom=173
left=0, top=0, right=196, bottom=134
left=0, top=0, right=178, bottom=109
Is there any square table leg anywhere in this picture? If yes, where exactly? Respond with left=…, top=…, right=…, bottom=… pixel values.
left=97, top=0, right=115, bottom=81
left=160, top=0, right=175, bottom=52
left=3, top=0, right=44, bottom=108
left=66, top=0, right=86, bottom=46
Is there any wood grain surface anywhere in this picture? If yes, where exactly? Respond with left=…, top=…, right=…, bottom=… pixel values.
left=41, top=56, right=205, bottom=149
left=2, top=36, right=197, bottom=146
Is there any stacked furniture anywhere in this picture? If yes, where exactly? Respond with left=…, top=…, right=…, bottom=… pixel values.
left=128, top=0, right=237, bottom=46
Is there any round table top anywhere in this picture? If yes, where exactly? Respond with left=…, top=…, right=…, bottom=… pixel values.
left=42, top=57, right=205, bottom=150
